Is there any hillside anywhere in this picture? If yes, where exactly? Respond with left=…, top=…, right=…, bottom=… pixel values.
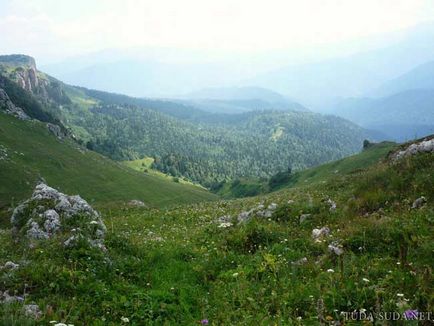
left=0, top=113, right=216, bottom=217
left=214, top=141, right=397, bottom=198
left=330, top=89, right=434, bottom=141
left=0, top=55, right=373, bottom=188
left=1, top=134, right=432, bottom=324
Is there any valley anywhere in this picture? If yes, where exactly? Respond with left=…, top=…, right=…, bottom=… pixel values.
left=0, top=5, right=434, bottom=324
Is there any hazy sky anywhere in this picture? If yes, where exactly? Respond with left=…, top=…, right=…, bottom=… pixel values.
left=1, top=0, right=434, bottom=63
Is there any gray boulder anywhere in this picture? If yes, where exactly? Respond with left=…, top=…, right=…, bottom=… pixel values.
left=128, top=199, right=146, bottom=207
left=299, top=213, right=311, bottom=224
left=312, top=227, right=331, bottom=241
left=411, top=196, right=427, bottom=209
left=392, top=139, right=434, bottom=161
left=328, top=243, right=344, bottom=256
left=11, top=183, right=106, bottom=250
left=23, top=304, right=42, bottom=319
left=46, top=123, right=66, bottom=139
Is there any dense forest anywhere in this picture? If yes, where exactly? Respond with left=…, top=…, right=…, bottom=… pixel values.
left=70, top=102, right=368, bottom=187
left=0, top=62, right=371, bottom=187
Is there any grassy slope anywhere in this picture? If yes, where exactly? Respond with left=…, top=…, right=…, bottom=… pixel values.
left=281, top=141, right=397, bottom=188
left=122, top=157, right=202, bottom=187
left=216, top=142, right=397, bottom=199
left=0, top=137, right=432, bottom=325
left=0, top=113, right=216, bottom=213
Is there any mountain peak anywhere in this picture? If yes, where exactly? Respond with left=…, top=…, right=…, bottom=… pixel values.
left=0, top=54, right=36, bottom=69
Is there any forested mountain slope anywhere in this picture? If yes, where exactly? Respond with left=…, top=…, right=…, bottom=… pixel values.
left=0, top=55, right=373, bottom=187
left=0, top=113, right=216, bottom=217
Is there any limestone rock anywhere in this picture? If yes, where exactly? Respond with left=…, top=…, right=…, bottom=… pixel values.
left=312, top=227, right=331, bottom=241
left=23, top=304, right=42, bottom=319
left=128, top=200, right=146, bottom=207
left=0, top=87, right=30, bottom=120
left=411, top=196, right=427, bottom=209
left=392, top=139, right=434, bottom=161
left=11, top=183, right=106, bottom=250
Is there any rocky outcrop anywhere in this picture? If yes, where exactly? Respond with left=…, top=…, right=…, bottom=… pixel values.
left=0, top=55, right=49, bottom=97
left=391, top=138, right=434, bottom=162
left=0, top=87, right=30, bottom=120
left=46, top=123, right=66, bottom=139
left=237, top=203, right=278, bottom=223
left=11, top=183, right=106, bottom=250
left=128, top=200, right=146, bottom=207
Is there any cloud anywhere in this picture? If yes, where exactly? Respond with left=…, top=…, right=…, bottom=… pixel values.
left=1, top=0, right=434, bottom=61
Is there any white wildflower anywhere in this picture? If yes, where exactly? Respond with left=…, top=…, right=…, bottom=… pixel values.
left=362, top=278, right=370, bottom=283
left=327, top=269, right=334, bottom=273
left=121, top=317, right=130, bottom=323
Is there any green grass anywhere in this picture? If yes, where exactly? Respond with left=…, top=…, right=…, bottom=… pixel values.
left=216, top=142, right=397, bottom=198
left=0, top=113, right=216, bottom=216
left=0, top=127, right=432, bottom=324
left=277, top=141, right=397, bottom=189
left=122, top=157, right=202, bottom=187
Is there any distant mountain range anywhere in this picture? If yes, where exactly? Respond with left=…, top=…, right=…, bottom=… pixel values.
left=369, top=60, right=434, bottom=97
left=330, top=89, right=434, bottom=141
left=248, top=23, right=434, bottom=109
left=174, top=87, right=308, bottom=114
left=327, top=56, right=434, bottom=141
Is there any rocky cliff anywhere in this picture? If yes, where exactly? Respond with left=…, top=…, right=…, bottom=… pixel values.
left=0, top=54, right=48, bottom=96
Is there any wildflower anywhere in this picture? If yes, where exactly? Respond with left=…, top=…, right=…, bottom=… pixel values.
left=89, top=220, right=99, bottom=225
left=327, top=269, right=334, bottom=273
left=232, top=272, right=239, bottom=277
left=200, top=319, right=209, bottom=325
left=397, top=293, right=404, bottom=297
left=403, top=309, right=418, bottom=320
left=121, top=317, right=129, bottom=323
left=362, top=278, right=370, bottom=283
left=296, top=316, right=302, bottom=321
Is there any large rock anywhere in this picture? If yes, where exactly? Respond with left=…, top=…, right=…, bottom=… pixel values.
left=391, top=139, right=434, bottom=162
left=0, top=87, right=30, bottom=120
left=11, top=183, right=106, bottom=250
left=46, top=123, right=66, bottom=140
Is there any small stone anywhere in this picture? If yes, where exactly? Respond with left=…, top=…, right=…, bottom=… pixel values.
left=299, top=214, right=311, bottom=224
left=3, top=261, right=19, bottom=270
left=23, top=304, right=42, bottom=319
left=411, top=196, right=427, bottom=209
left=267, top=203, right=278, bottom=211
left=312, top=227, right=330, bottom=241
left=292, top=257, right=308, bottom=265
left=128, top=200, right=146, bottom=207
left=328, top=244, right=344, bottom=256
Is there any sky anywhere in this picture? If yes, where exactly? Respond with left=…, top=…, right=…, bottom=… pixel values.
left=1, top=0, right=434, bottom=64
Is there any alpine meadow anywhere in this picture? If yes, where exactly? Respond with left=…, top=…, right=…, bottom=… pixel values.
left=0, top=1, right=433, bottom=325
